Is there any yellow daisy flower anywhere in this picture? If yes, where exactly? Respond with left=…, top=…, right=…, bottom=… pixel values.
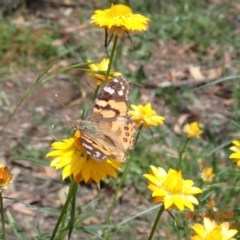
left=229, top=140, right=240, bottom=167
left=143, top=166, right=202, bottom=211
left=200, top=167, right=215, bottom=182
left=91, top=4, right=150, bottom=37
left=183, top=122, right=203, bottom=138
left=46, top=131, right=121, bottom=184
left=128, top=103, right=165, bottom=128
left=87, top=58, right=121, bottom=85
left=191, top=217, right=238, bottom=240
left=0, top=164, right=13, bottom=189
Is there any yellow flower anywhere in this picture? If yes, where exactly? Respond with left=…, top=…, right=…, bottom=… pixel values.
left=200, top=167, right=215, bottom=182
left=191, top=217, right=238, bottom=240
left=229, top=140, right=240, bottom=167
left=143, top=166, right=202, bottom=211
left=0, top=164, right=13, bottom=189
left=91, top=4, right=150, bottom=37
left=46, top=131, right=121, bottom=184
left=183, top=122, right=203, bottom=138
left=88, top=58, right=121, bottom=85
left=128, top=103, right=165, bottom=128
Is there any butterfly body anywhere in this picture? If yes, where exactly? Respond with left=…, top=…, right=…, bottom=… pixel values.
left=76, top=76, right=135, bottom=162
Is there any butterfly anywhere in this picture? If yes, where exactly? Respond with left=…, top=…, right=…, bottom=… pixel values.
left=75, top=76, right=136, bottom=162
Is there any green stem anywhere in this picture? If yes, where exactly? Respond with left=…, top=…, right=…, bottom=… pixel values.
left=105, top=34, right=118, bottom=82
left=50, top=180, right=78, bottom=240
left=92, top=85, right=100, bottom=102
left=178, top=138, right=190, bottom=170
left=0, top=190, right=7, bottom=240
left=135, top=125, right=143, bottom=145
left=223, top=172, right=240, bottom=204
left=103, top=155, right=133, bottom=240
left=148, top=204, right=165, bottom=240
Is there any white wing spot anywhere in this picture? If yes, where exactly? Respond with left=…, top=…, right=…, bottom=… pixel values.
left=94, top=151, right=101, bottom=158
left=118, top=90, right=124, bottom=96
left=86, top=150, right=92, bottom=155
left=104, top=86, right=115, bottom=95
left=83, top=144, right=93, bottom=150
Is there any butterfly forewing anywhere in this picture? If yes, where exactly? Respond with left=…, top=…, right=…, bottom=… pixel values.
left=90, top=76, right=129, bottom=119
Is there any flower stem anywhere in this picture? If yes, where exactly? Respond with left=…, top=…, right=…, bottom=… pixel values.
left=92, top=85, right=100, bottom=102
left=135, top=125, right=143, bottom=145
left=50, top=180, right=78, bottom=240
left=105, top=34, right=118, bottom=82
left=0, top=190, right=7, bottom=240
left=178, top=138, right=190, bottom=170
left=148, top=204, right=165, bottom=240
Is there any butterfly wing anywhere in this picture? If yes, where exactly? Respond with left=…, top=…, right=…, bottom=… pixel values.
left=90, top=76, right=130, bottom=119
left=78, top=76, right=136, bottom=162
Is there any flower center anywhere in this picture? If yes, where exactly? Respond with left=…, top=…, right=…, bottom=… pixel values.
left=110, top=4, right=132, bottom=16
left=163, top=172, right=183, bottom=193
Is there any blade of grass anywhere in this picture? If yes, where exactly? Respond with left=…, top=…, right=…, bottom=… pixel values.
left=198, top=75, right=240, bottom=89
left=0, top=62, right=90, bottom=135
left=0, top=63, right=53, bottom=134
left=6, top=211, right=29, bottom=240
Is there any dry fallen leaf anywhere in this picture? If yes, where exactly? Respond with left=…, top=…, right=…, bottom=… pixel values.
left=173, top=113, right=191, bottom=135
left=205, top=67, right=223, bottom=79
left=58, top=185, right=70, bottom=205
left=82, top=216, right=102, bottom=225
left=188, top=65, right=205, bottom=81
left=169, top=69, right=187, bottom=81
left=12, top=202, right=37, bottom=216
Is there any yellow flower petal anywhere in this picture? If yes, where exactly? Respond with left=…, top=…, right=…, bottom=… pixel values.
left=183, top=122, right=203, bottom=138
left=200, top=167, right=215, bottom=182
left=0, top=164, right=13, bottom=189
left=229, top=140, right=240, bottom=167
